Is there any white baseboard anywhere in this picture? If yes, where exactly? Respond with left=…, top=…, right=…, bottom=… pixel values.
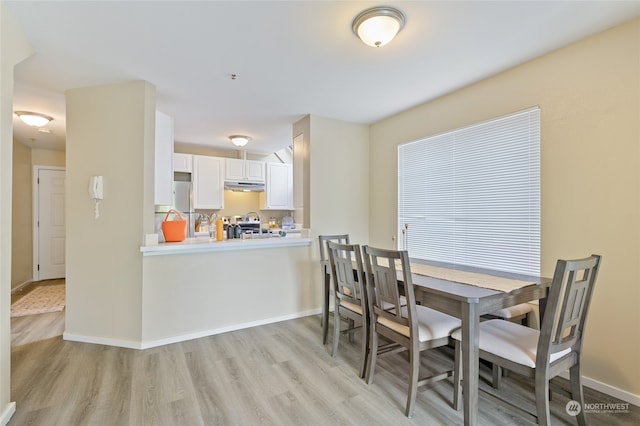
left=63, top=308, right=323, bottom=351
left=559, top=371, right=639, bottom=407
left=0, top=402, right=16, bottom=426
left=11, top=279, right=33, bottom=294
left=63, top=332, right=143, bottom=349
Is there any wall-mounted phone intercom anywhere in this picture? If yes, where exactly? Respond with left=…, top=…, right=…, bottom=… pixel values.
left=88, top=175, right=104, bottom=218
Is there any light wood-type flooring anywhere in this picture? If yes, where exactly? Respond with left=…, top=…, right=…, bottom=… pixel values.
left=9, top=283, right=639, bottom=425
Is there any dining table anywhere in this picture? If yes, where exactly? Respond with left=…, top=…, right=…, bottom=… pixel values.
left=405, top=259, right=552, bottom=426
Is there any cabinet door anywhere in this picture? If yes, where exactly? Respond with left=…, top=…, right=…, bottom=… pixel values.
left=225, top=158, right=245, bottom=181
left=173, top=153, right=192, bottom=173
left=245, top=160, right=265, bottom=182
left=193, top=155, right=224, bottom=209
left=154, top=111, right=174, bottom=205
left=262, top=163, right=293, bottom=210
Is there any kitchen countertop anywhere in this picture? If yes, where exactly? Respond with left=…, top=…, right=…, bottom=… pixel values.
left=140, top=233, right=312, bottom=256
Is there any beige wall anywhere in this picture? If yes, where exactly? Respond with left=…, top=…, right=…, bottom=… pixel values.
left=141, top=245, right=313, bottom=345
left=308, top=115, right=370, bottom=243
left=11, top=141, right=31, bottom=289
left=369, top=19, right=640, bottom=398
left=65, top=81, right=156, bottom=344
left=31, top=148, right=65, bottom=167
left=1, top=2, right=33, bottom=421
left=293, top=116, right=310, bottom=227
left=10, top=146, right=65, bottom=290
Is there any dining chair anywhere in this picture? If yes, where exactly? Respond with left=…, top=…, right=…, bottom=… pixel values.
left=318, top=234, right=350, bottom=344
left=327, top=241, right=368, bottom=378
left=484, top=303, right=535, bottom=326
left=363, top=246, right=462, bottom=418
left=452, top=254, right=602, bottom=426
left=483, top=302, right=537, bottom=386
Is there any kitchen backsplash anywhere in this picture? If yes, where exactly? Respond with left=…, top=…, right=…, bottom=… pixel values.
left=195, top=190, right=292, bottom=226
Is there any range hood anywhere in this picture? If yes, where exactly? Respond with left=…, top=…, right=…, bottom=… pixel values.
left=224, top=181, right=265, bottom=192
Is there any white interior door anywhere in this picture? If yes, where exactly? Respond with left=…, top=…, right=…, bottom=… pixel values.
left=36, top=168, right=66, bottom=280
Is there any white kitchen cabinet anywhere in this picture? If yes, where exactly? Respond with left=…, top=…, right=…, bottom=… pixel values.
left=225, top=158, right=265, bottom=182
left=173, top=153, right=193, bottom=173
left=154, top=111, right=174, bottom=205
left=260, top=162, right=293, bottom=210
left=193, top=155, right=224, bottom=209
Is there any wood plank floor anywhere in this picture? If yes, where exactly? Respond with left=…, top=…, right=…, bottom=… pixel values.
left=9, top=305, right=639, bottom=425
left=10, top=279, right=66, bottom=347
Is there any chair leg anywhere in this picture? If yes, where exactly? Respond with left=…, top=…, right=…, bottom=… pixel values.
left=453, top=341, right=462, bottom=411
left=569, top=363, right=587, bottom=426
left=492, top=364, right=502, bottom=389
left=365, top=327, right=378, bottom=385
left=405, top=346, right=418, bottom=417
left=535, top=371, right=551, bottom=426
left=359, top=313, right=368, bottom=379
left=332, top=307, right=340, bottom=358
left=322, top=271, right=330, bottom=344
left=348, top=318, right=355, bottom=343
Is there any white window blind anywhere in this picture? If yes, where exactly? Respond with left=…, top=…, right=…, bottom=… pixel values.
left=398, top=107, right=540, bottom=275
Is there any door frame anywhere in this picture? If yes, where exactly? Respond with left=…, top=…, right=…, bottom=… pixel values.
left=32, top=165, right=66, bottom=281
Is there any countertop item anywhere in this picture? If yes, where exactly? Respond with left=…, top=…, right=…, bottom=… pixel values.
left=281, top=214, right=294, bottom=229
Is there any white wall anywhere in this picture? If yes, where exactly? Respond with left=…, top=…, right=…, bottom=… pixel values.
left=0, top=3, right=33, bottom=423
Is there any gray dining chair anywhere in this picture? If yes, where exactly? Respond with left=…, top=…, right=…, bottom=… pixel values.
left=363, top=246, right=461, bottom=418
left=452, top=254, right=601, bottom=426
left=327, top=241, right=368, bottom=378
left=484, top=303, right=535, bottom=326
left=483, top=302, right=537, bottom=386
left=318, top=234, right=350, bottom=344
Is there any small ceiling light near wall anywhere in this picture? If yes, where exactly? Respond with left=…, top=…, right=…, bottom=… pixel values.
left=352, top=6, right=406, bottom=47
left=15, top=111, right=54, bottom=127
left=229, top=135, right=251, bottom=147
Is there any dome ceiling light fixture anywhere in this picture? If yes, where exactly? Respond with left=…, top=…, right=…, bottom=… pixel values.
left=229, top=135, right=251, bottom=147
left=352, top=6, right=406, bottom=48
left=14, top=111, right=54, bottom=127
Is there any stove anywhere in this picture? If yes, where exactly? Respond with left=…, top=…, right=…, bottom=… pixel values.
left=235, top=215, right=261, bottom=233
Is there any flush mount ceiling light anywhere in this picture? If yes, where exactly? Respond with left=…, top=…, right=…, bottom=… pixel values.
left=229, top=135, right=251, bottom=147
left=14, top=111, right=54, bottom=127
left=352, top=6, right=406, bottom=47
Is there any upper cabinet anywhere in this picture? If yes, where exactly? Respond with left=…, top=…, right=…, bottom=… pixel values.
left=173, top=153, right=193, bottom=173
left=154, top=111, right=174, bottom=205
left=193, top=155, right=224, bottom=209
left=225, top=158, right=265, bottom=182
left=260, top=162, right=293, bottom=210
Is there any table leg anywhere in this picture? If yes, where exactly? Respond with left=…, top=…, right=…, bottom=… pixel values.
left=462, top=302, right=479, bottom=426
left=322, top=266, right=330, bottom=344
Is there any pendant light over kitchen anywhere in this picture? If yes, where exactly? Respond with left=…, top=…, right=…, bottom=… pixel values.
left=352, top=6, right=406, bottom=47
left=229, top=135, right=251, bottom=147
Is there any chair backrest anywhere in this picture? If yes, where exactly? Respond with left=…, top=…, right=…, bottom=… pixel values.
left=363, top=246, right=418, bottom=338
left=318, top=234, right=350, bottom=262
left=327, top=241, right=366, bottom=309
left=537, top=254, right=601, bottom=365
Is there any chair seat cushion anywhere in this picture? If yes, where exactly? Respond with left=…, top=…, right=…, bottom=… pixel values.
left=339, top=299, right=363, bottom=315
left=489, top=303, right=534, bottom=319
left=378, top=305, right=461, bottom=342
left=451, top=319, right=571, bottom=368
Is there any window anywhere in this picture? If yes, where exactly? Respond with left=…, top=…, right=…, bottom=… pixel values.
left=398, top=107, right=540, bottom=275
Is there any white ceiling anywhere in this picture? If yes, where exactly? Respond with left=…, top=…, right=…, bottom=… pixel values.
left=7, top=1, right=640, bottom=155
